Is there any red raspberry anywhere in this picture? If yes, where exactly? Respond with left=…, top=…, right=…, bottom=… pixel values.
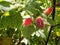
left=23, top=18, right=32, bottom=26
left=36, top=16, right=44, bottom=28
left=44, top=7, right=53, bottom=15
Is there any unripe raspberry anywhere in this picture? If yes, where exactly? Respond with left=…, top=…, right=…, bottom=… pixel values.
left=36, top=16, right=44, bottom=28
left=23, top=18, right=32, bottom=27
left=44, top=7, right=53, bottom=15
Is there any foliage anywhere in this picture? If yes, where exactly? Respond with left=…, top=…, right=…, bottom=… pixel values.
left=0, top=0, right=60, bottom=45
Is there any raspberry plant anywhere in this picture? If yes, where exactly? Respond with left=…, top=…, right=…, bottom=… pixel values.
left=0, top=0, right=60, bottom=45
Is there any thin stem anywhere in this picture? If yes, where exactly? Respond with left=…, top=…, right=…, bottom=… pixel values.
left=45, top=26, right=53, bottom=45
left=55, top=37, right=60, bottom=45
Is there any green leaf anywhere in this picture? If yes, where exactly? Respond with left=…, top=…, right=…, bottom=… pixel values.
left=25, top=0, right=43, bottom=18
left=1, top=16, right=12, bottom=28
left=53, top=26, right=60, bottom=32
left=11, top=12, right=23, bottom=28
left=6, top=28, right=15, bottom=37
left=44, top=25, right=49, bottom=38
left=22, top=25, right=35, bottom=39
left=14, top=29, right=21, bottom=39
left=13, top=29, right=21, bottom=43
left=47, top=18, right=55, bottom=25
left=0, top=1, right=11, bottom=7
left=1, top=9, right=23, bottom=28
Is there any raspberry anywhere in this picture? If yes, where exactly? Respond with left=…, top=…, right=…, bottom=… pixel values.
left=44, top=7, right=53, bottom=15
left=36, top=16, right=44, bottom=28
left=23, top=18, right=32, bottom=26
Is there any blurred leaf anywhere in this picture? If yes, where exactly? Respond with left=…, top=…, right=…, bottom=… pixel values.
left=47, top=18, right=55, bottom=25
left=1, top=9, right=23, bottom=28
left=6, top=28, right=15, bottom=37
left=25, top=0, right=43, bottom=18
left=14, top=29, right=21, bottom=39
left=55, top=7, right=60, bottom=23
left=0, top=0, right=4, bottom=2
left=3, top=11, right=10, bottom=17
left=13, top=29, right=21, bottom=43
left=0, top=1, right=11, bottom=7
left=56, top=31, right=60, bottom=37
left=22, top=25, right=35, bottom=39
left=44, top=25, right=49, bottom=38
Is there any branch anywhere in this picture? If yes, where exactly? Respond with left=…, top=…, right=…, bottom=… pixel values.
left=53, top=23, right=60, bottom=27
left=52, top=0, right=56, bottom=20
left=17, top=36, right=24, bottom=45
left=45, top=0, right=56, bottom=45
left=45, top=23, right=60, bottom=45
left=56, top=3, right=60, bottom=6
left=56, top=1, right=60, bottom=6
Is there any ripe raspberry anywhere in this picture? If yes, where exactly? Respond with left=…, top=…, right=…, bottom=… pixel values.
left=44, top=7, right=53, bottom=15
left=23, top=18, right=32, bottom=26
left=36, top=16, right=44, bottom=28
